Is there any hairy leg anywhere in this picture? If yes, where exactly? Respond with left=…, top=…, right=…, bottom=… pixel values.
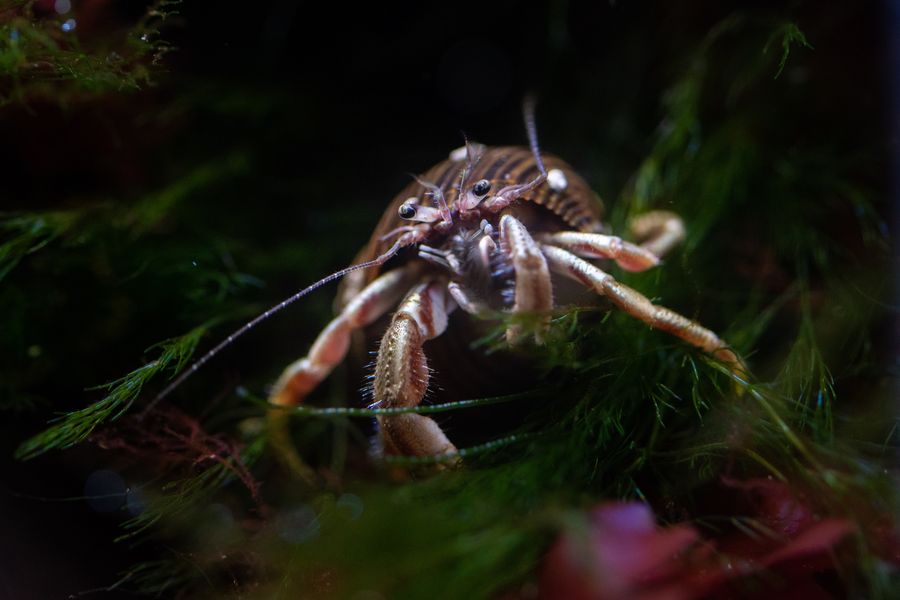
left=374, top=280, right=458, bottom=457
left=266, top=266, right=417, bottom=481
left=269, top=266, right=417, bottom=408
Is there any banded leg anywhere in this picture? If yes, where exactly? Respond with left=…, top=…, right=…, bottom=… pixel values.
left=500, top=214, right=554, bottom=344
left=541, top=244, right=743, bottom=372
left=629, top=210, right=686, bottom=259
left=541, top=231, right=661, bottom=272
left=374, top=281, right=458, bottom=457
left=269, top=266, right=416, bottom=408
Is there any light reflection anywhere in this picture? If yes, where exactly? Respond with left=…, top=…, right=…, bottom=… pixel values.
left=125, top=488, right=145, bottom=516
left=336, top=493, right=363, bottom=520
left=83, top=469, right=127, bottom=513
left=54, top=0, right=71, bottom=14
left=60, top=18, right=76, bottom=33
left=276, top=505, right=320, bottom=544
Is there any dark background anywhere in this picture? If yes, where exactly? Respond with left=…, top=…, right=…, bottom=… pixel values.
left=1, top=1, right=895, bottom=597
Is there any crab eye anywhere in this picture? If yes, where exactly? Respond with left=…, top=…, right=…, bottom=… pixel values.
left=472, top=179, right=492, bottom=197
left=398, top=203, right=417, bottom=219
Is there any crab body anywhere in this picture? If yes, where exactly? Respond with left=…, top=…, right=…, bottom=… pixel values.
left=269, top=143, right=742, bottom=463
left=340, top=146, right=603, bottom=314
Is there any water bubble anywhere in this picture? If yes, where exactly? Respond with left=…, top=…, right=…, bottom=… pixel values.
left=336, top=493, right=363, bottom=520
left=687, top=139, right=701, bottom=155
left=60, top=18, right=76, bottom=33
left=238, top=416, right=264, bottom=438
left=125, top=488, right=145, bottom=516
left=54, top=0, right=71, bottom=14
left=83, top=470, right=126, bottom=513
left=276, top=505, right=320, bottom=544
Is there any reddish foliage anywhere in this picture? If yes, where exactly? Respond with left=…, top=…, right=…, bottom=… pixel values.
left=540, top=503, right=702, bottom=600
left=90, top=404, right=262, bottom=505
left=539, top=480, right=861, bottom=600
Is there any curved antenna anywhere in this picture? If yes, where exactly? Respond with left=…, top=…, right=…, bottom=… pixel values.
left=144, top=237, right=408, bottom=415
left=453, top=134, right=486, bottom=213
left=479, top=98, right=549, bottom=212
left=413, top=175, right=452, bottom=225
left=457, top=133, right=485, bottom=192
left=522, top=94, right=547, bottom=177
left=463, top=134, right=485, bottom=167
left=456, top=136, right=472, bottom=202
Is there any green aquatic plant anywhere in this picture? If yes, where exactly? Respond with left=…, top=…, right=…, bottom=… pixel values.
left=0, top=0, right=176, bottom=104
left=16, top=322, right=212, bottom=460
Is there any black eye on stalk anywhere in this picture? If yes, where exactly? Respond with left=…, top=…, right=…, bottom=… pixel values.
left=472, top=179, right=491, bottom=197
left=398, top=204, right=416, bottom=219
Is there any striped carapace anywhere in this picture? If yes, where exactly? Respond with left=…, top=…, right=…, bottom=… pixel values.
left=337, top=144, right=607, bottom=311
left=368, top=145, right=605, bottom=255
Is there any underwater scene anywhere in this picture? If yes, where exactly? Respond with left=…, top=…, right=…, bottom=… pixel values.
left=1, top=1, right=898, bottom=598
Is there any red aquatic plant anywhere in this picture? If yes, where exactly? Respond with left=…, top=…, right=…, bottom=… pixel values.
left=91, top=403, right=262, bottom=505
left=539, top=478, right=864, bottom=599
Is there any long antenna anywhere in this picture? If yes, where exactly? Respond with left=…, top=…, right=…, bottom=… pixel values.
left=522, top=94, right=547, bottom=177
left=458, top=133, right=485, bottom=196
left=143, top=238, right=407, bottom=415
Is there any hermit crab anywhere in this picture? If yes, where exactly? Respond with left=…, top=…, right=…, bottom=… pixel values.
left=267, top=115, right=745, bottom=459
left=156, top=104, right=742, bottom=463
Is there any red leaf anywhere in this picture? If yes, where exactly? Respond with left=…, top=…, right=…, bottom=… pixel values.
left=540, top=495, right=856, bottom=600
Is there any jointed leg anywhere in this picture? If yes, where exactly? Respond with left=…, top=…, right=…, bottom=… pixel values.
left=541, top=244, right=743, bottom=372
left=269, top=265, right=417, bottom=408
left=374, top=280, right=458, bottom=457
left=541, top=231, right=661, bottom=272
left=500, top=214, right=553, bottom=344
left=447, top=281, right=491, bottom=317
left=266, top=266, right=418, bottom=481
left=629, top=210, right=686, bottom=259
